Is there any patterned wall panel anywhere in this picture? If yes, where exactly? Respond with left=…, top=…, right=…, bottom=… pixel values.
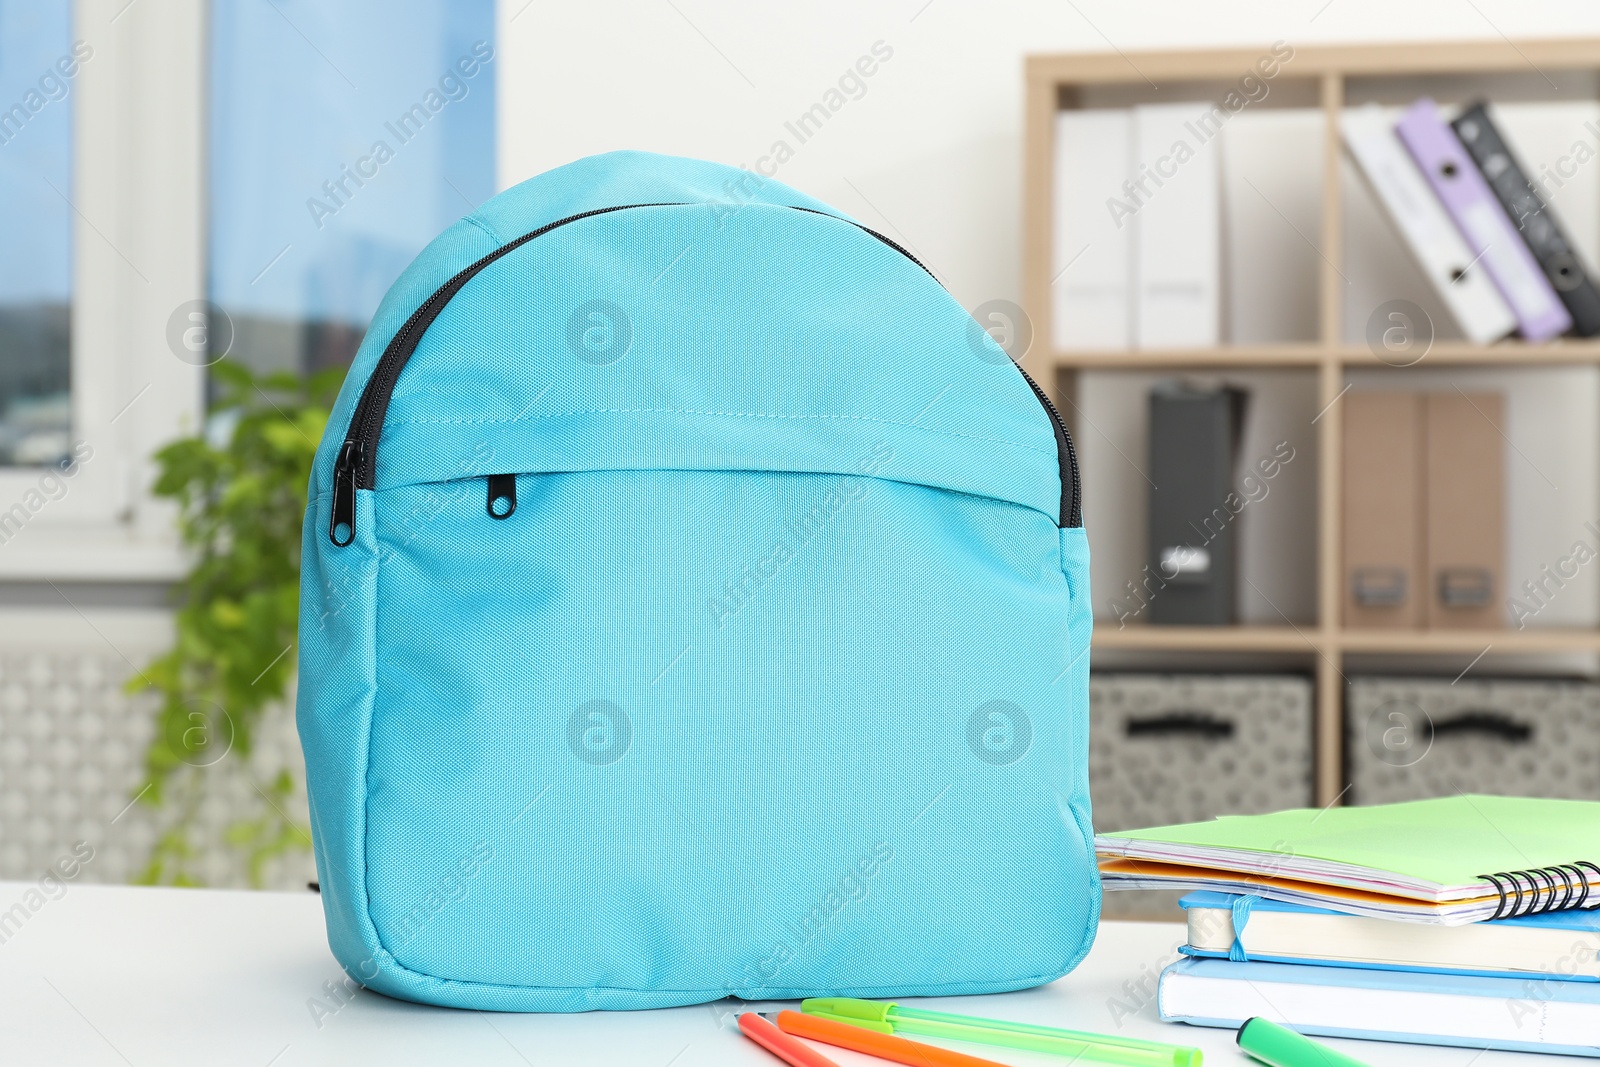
left=0, top=614, right=314, bottom=891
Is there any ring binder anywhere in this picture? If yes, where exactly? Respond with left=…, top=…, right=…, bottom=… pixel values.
left=1479, top=862, right=1600, bottom=920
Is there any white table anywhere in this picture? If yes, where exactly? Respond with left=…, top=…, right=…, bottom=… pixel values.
left=0, top=880, right=1543, bottom=1065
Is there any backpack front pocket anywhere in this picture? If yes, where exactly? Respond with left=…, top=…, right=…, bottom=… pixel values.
left=358, top=466, right=1093, bottom=1000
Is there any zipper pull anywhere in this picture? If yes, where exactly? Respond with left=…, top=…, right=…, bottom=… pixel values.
left=486, top=473, right=517, bottom=520
left=329, top=440, right=360, bottom=546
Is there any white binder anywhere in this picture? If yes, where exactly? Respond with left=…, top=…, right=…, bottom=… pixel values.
left=1133, top=102, right=1221, bottom=348
left=1218, top=110, right=1323, bottom=345
left=1051, top=109, right=1133, bottom=350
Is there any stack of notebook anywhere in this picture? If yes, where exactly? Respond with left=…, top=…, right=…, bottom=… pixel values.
left=1097, top=795, right=1600, bottom=1057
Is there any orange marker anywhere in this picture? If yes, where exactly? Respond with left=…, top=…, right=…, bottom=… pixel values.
left=738, top=1013, right=843, bottom=1067
left=774, top=1009, right=1014, bottom=1067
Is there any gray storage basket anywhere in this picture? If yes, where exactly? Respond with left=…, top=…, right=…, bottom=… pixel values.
left=1348, top=676, right=1600, bottom=805
left=1090, top=673, right=1314, bottom=917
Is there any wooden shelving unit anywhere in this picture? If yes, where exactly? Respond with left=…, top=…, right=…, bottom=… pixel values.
left=1099, top=625, right=1600, bottom=655
left=1023, top=39, right=1600, bottom=807
left=1054, top=342, right=1600, bottom=369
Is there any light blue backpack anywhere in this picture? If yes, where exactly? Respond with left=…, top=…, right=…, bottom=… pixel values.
left=296, top=151, right=1095, bottom=1011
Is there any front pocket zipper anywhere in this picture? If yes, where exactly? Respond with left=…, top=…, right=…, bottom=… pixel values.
left=329, top=203, right=1081, bottom=545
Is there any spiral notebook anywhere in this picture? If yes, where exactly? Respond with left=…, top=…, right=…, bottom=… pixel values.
left=1096, top=794, right=1600, bottom=925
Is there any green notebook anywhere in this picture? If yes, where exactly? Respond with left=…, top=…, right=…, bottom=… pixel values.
left=1096, top=795, right=1600, bottom=925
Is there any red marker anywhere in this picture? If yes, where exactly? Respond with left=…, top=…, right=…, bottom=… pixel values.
left=737, top=1012, right=842, bottom=1067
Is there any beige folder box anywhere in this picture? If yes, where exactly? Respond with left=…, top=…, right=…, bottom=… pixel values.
left=1342, top=392, right=1425, bottom=628
left=1424, top=392, right=1506, bottom=629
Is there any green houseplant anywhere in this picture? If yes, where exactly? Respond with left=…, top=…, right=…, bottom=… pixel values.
left=131, top=361, right=344, bottom=886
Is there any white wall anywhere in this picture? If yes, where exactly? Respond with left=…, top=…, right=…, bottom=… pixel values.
left=498, top=0, right=1600, bottom=312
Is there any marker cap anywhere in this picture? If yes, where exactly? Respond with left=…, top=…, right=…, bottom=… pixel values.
left=800, top=998, right=894, bottom=1032
left=1238, top=1017, right=1374, bottom=1067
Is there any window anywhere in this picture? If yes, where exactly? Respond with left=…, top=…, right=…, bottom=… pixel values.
left=0, top=1, right=75, bottom=467
left=208, top=0, right=497, bottom=376
left=0, top=2, right=496, bottom=571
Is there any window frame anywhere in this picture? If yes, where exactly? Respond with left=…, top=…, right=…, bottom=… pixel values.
left=0, top=0, right=204, bottom=580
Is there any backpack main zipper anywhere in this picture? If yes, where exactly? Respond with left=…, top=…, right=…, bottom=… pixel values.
left=329, top=204, right=1081, bottom=545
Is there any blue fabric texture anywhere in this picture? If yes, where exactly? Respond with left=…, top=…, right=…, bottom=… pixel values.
left=296, top=151, right=1097, bottom=1011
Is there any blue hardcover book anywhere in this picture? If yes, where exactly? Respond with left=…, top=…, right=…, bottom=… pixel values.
left=1180, top=890, right=1600, bottom=981
left=1159, top=955, right=1600, bottom=1057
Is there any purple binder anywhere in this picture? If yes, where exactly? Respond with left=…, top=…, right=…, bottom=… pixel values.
left=1395, top=98, right=1571, bottom=342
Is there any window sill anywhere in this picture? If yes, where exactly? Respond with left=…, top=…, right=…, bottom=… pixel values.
left=0, top=528, right=187, bottom=582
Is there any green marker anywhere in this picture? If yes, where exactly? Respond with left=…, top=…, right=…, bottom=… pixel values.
left=801, top=997, right=1202, bottom=1067
left=1237, top=1018, right=1373, bottom=1067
